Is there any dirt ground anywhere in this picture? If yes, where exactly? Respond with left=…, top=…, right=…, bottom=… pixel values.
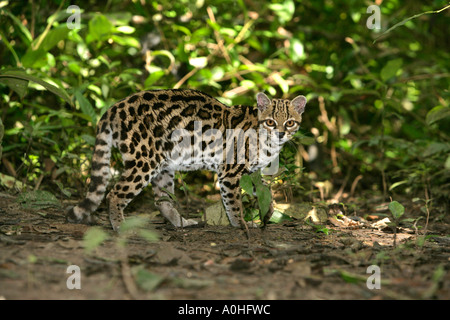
left=0, top=191, right=449, bottom=300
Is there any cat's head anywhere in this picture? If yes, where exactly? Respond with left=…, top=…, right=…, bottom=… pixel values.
left=256, top=92, right=307, bottom=144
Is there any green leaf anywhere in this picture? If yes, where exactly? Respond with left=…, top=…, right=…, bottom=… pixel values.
left=88, top=14, right=113, bottom=42
left=145, top=71, right=165, bottom=87
left=134, top=268, right=164, bottom=291
left=290, top=38, right=306, bottom=63
left=246, top=172, right=272, bottom=219
left=272, top=73, right=289, bottom=93
left=423, top=142, right=450, bottom=157
left=256, top=184, right=272, bottom=219
left=305, top=220, right=330, bottom=234
left=211, top=66, right=224, bottom=81
left=240, top=80, right=256, bottom=89
left=240, top=173, right=272, bottom=219
left=426, top=106, right=450, bottom=125
left=148, top=50, right=176, bottom=70
left=118, top=216, right=147, bottom=233
left=21, top=48, right=48, bottom=68
left=16, top=190, right=61, bottom=210
left=118, top=216, right=159, bottom=241
left=380, top=58, right=403, bottom=82
left=54, top=181, right=72, bottom=198
left=34, top=26, right=70, bottom=51
left=389, top=180, right=408, bottom=191
left=0, top=70, right=73, bottom=105
left=269, top=210, right=292, bottom=223
left=75, top=90, right=97, bottom=123
left=239, top=175, right=253, bottom=195
left=105, top=12, right=133, bottom=26
left=111, top=35, right=140, bottom=48
left=68, top=61, right=81, bottom=75
left=81, top=134, right=96, bottom=146
left=445, top=155, right=450, bottom=169
left=249, top=171, right=263, bottom=186
left=268, top=0, right=295, bottom=24
left=115, top=26, right=136, bottom=34
left=340, top=271, right=361, bottom=284
left=138, top=229, right=159, bottom=242
left=388, top=201, right=405, bottom=220
left=294, top=133, right=315, bottom=145
left=83, top=227, right=109, bottom=253
left=0, top=76, right=28, bottom=99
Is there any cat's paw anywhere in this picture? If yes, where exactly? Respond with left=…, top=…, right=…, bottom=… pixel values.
left=172, top=218, right=198, bottom=228
left=182, top=218, right=199, bottom=227
left=66, top=206, right=94, bottom=225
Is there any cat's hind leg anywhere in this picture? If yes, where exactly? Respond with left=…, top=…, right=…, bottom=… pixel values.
left=151, top=169, right=198, bottom=227
left=106, top=164, right=153, bottom=231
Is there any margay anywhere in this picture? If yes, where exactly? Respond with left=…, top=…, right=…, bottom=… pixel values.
left=67, top=89, right=307, bottom=231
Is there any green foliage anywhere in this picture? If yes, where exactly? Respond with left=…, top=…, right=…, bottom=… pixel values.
left=268, top=209, right=292, bottom=224
left=16, top=190, right=61, bottom=210
left=82, top=216, right=158, bottom=254
left=387, top=199, right=411, bottom=247
left=0, top=69, right=72, bottom=104
left=388, top=200, right=405, bottom=220
left=240, top=171, right=271, bottom=222
left=374, top=3, right=450, bottom=43
left=83, top=227, right=109, bottom=254
left=0, top=0, right=449, bottom=220
left=0, top=117, right=3, bottom=161
left=134, top=268, right=164, bottom=292
left=426, top=106, right=450, bottom=126
left=118, top=215, right=159, bottom=243
left=305, top=219, right=330, bottom=235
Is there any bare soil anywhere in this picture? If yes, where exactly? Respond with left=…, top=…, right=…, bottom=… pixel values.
left=0, top=191, right=449, bottom=300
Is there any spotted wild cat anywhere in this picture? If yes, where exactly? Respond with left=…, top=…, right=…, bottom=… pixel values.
left=66, top=89, right=307, bottom=230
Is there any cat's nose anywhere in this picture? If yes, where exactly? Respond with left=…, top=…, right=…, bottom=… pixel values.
left=277, top=132, right=285, bottom=139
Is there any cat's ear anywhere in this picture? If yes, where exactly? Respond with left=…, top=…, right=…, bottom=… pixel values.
left=291, top=95, right=307, bottom=114
left=256, top=92, right=271, bottom=112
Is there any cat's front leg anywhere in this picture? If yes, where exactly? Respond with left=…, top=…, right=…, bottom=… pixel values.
left=218, top=170, right=258, bottom=228
left=218, top=175, right=243, bottom=228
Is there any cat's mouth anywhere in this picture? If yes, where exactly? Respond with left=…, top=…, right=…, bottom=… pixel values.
left=274, top=131, right=291, bottom=144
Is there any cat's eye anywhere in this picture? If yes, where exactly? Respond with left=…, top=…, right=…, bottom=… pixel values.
left=285, top=120, right=296, bottom=127
left=265, top=119, right=276, bottom=127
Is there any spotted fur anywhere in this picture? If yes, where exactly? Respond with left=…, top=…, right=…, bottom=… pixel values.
left=66, top=89, right=307, bottom=230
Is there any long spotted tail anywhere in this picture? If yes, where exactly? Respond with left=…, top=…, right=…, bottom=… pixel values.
left=66, top=119, right=112, bottom=224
